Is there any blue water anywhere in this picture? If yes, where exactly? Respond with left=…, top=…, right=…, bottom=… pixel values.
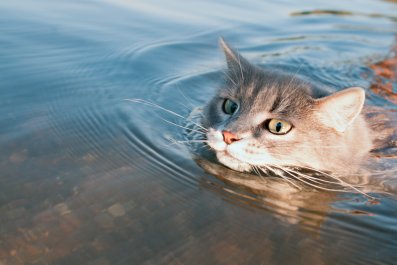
left=1, top=0, right=397, bottom=264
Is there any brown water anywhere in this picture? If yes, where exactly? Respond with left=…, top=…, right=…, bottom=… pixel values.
left=1, top=0, right=397, bottom=264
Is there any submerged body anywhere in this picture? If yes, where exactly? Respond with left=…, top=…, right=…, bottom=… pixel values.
left=201, top=39, right=373, bottom=174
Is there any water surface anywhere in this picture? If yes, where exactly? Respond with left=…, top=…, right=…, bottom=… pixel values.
left=1, top=0, right=397, bottom=264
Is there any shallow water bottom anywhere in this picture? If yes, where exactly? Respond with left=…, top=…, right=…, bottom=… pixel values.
left=1, top=0, right=397, bottom=264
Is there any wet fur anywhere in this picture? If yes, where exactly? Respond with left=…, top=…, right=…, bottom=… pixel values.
left=201, top=39, right=373, bottom=174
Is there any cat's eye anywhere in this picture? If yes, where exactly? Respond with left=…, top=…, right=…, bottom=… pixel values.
left=266, top=119, right=292, bottom=135
left=222, top=99, right=239, bottom=115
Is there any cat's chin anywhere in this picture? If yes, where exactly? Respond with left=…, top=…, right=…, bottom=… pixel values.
left=216, top=151, right=252, bottom=172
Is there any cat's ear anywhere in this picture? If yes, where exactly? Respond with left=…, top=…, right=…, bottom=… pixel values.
left=219, top=37, right=251, bottom=77
left=315, top=87, right=365, bottom=133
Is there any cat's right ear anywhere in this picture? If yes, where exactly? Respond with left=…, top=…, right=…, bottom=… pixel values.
left=315, top=87, right=366, bottom=133
left=219, top=37, right=251, bottom=77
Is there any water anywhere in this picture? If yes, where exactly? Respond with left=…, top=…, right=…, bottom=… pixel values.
left=1, top=0, right=397, bottom=264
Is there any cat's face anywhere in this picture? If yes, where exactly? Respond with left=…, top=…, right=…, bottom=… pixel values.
left=201, top=39, right=371, bottom=173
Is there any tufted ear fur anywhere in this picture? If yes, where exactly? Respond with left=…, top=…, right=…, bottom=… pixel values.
left=315, top=87, right=366, bottom=133
left=219, top=37, right=252, bottom=81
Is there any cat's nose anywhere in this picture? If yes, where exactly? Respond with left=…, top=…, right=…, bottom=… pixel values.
left=222, top=130, right=241, bottom=145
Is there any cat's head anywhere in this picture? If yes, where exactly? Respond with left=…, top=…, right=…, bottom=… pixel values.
left=202, top=38, right=372, bottom=173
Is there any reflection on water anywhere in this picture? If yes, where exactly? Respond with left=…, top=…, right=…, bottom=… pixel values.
left=291, top=9, right=397, bottom=22
left=1, top=0, right=397, bottom=264
left=368, top=36, right=397, bottom=104
left=196, top=158, right=338, bottom=227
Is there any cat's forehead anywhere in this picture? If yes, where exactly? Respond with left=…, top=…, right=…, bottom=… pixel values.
left=219, top=70, right=314, bottom=116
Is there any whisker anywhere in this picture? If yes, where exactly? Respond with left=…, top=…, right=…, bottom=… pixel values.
left=257, top=166, right=274, bottom=185
left=159, top=117, right=207, bottom=135
left=166, top=141, right=201, bottom=148
left=177, top=102, right=193, bottom=113
left=124, top=98, right=208, bottom=132
left=276, top=165, right=374, bottom=198
left=285, top=168, right=345, bottom=186
left=296, top=165, right=373, bottom=198
left=261, top=165, right=302, bottom=190
left=286, top=60, right=305, bottom=89
left=176, top=85, right=195, bottom=110
left=252, top=165, right=267, bottom=183
left=124, top=98, right=185, bottom=119
left=274, top=165, right=352, bottom=193
left=266, top=145, right=343, bottom=149
left=172, top=139, right=209, bottom=144
left=283, top=167, right=341, bottom=187
left=198, top=144, right=211, bottom=150
left=165, top=136, right=208, bottom=147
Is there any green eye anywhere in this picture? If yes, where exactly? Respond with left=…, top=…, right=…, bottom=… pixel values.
left=267, top=119, right=292, bottom=135
left=222, top=99, right=239, bottom=115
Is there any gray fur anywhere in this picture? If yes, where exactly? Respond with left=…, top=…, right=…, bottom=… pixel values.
left=202, top=39, right=373, bottom=174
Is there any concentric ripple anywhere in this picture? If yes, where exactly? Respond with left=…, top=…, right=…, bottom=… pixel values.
left=1, top=0, right=397, bottom=264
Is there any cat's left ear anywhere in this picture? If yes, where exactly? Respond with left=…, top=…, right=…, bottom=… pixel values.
left=219, top=37, right=252, bottom=76
left=315, top=87, right=365, bottom=133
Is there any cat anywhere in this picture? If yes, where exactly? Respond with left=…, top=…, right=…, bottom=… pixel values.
left=200, top=38, right=373, bottom=176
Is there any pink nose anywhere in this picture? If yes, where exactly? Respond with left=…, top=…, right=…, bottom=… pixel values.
left=222, top=130, right=240, bottom=145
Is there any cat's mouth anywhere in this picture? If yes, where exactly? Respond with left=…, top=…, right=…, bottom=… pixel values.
left=216, top=149, right=253, bottom=172
left=206, top=129, right=254, bottom=171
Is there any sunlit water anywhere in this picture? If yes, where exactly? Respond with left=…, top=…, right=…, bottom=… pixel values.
left=1, top=0, right=397, bottom=264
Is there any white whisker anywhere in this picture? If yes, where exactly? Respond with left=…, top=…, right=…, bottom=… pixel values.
left=285, top=168, right=345, bottom=186
left=173, top=140, right=209, bottom=144
left=177, top=102, right=193, bottom=112
left=124, top=98, right=208, bottom=132
left=274, top=165, right=352, bottom=193
left=159, top=117, right=207, bottom=135
left=262, top=165, right=302, bottom=190
left=165, top=135, right=209, bottom=148
left=252, top=165, right=267, bottom=183
left=176, top=86, right=195, bottom=110
left=296, top=165, right=373, bottom=198
left=286, top=61, right=305, bottom=89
